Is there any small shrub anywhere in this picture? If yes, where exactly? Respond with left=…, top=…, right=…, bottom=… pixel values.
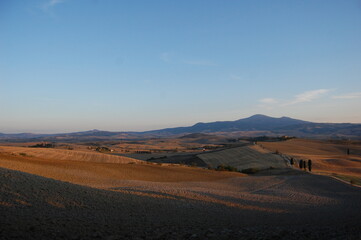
left=190, top=162, right=197, bottom=167
left=216, top=164, right=238, bottom=172
left=19, top=153, right=27, bottom=157
left=30, top=143, right=55, bottom=148
left=241, top=168, right=260, bottom=174
left=95, top=146, right=111, bottom=152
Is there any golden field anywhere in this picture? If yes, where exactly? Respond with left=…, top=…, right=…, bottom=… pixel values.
left=0, top=138, right=360, bottom=239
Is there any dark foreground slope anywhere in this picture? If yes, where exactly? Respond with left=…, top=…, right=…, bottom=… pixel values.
left=1, top=167, right=360, bottom=240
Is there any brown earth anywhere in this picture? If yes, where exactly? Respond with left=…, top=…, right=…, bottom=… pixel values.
left=0, top=146, right=138, bottom=164
left=0, top=151, right=239, bottom=187
left=0, top=145, right=361, bottom=239
left=259, top=139, right=361, bottom=183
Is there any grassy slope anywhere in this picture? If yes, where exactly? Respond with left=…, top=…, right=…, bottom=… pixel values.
left=197, top=145, right=287, bottom=170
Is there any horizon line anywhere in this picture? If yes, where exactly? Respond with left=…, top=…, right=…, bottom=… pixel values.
left=1, top=114, right=360, bottom=135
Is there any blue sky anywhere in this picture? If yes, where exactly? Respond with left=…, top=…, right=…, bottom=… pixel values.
left=1, top=0, right=361, bottom=133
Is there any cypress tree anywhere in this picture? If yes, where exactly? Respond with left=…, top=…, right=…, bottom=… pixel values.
left=308, top=159, right=312, bottom=172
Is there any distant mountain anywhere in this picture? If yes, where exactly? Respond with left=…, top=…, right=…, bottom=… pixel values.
left=1, top=115, right=361, bottom=141
left=178, top=133, right=215, bottom=139
left=0, top=132, right=49, bottom=139
left=146, top=114, right=310, bottom=135
left=274, top=122, right=361, bottom=138
left=0, top=130, right=136, bottom=142
left=145, top=115, right=361, bottom=139
left=58, top=129, right=121, bottom=137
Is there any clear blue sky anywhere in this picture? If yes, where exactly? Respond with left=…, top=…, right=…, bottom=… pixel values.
left=1, top=0, right=361, bottom=133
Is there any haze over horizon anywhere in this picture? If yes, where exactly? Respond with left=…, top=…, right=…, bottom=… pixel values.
left=1, top=114, right=360, bottom=135
left=1, top=0, right=361, bottom=133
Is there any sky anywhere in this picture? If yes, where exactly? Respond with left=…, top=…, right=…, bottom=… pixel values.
left=1, top=0, right=361, bottom=133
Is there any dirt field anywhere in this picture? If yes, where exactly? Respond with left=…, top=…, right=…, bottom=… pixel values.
left=0, top=145, right=361, bottom=239
left=109, top=136, right=224, bottom=154
left=0, top=146, right=138, bottom=164
left=0, top=151, right=239, bottom=187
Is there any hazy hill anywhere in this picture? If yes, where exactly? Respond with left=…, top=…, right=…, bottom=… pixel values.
left=145, top=115, right=361, bottom=139
left=1, top=115, right=361, bottom=140
left=147, top=114, right=310, bottom=134
left=274, top=122, right=361, bottom=138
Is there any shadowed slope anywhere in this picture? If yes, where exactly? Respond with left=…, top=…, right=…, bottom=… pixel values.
left=1, top=167, right=360, bottom=239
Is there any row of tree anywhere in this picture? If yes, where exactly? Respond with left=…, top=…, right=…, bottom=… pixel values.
left=289, top=157, right=312, bottom=171
left=299, top=159, right=312, bottom=171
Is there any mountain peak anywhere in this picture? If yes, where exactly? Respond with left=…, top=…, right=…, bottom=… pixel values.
left=246, top=114, right=272, bottom=120
left=87, top=129, right=101, bottom=133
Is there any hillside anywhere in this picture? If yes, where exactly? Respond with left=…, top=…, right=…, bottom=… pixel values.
left=259, top=138, right=361, bottom=185
left=197, top=145, right=287, bottom=171
left=1, top=149, right=361, bottom=239
left=0, top=146, right=138, bottom=164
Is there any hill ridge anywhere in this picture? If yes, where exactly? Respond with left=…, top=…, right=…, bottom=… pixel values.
left=1, top=114, right=361, bottom=140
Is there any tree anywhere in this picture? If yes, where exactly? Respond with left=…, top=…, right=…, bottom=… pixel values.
left=308, top=160, right=312, bottom=172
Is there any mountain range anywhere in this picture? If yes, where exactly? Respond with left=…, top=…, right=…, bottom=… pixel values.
left=145, top=114, right=310, bottom=134
left=1, top=114, right=361, bottom=141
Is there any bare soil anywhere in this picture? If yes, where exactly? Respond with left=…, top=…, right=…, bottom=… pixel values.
left=259, top=139, right=361, bottom=184
left=0, top=144, right=360, bottom=239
